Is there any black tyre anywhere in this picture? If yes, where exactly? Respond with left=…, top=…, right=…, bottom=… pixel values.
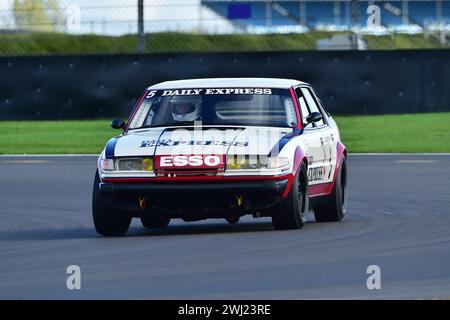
left=314, top=156, right=347, bottom=222
left=271, top=162, right=309, bottom=230
left=92, top=171, right=131, bottom=236
left=140, top=215, right=170, bottom=228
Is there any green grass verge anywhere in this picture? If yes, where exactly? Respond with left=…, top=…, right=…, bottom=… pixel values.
left=334, top=113, right=450, bottom=153
left=0, top=113, right=449, bottom=154
left=0, top=31, right=333, bottom=55
left=0, top=31, right=448, bottom=56
left=0, top=120, right=114, bottom=154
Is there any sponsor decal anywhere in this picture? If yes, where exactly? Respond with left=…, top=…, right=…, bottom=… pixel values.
left=161, top=89, right=203, bottom=96
left=155, top=155, right=225, bottom=170
left=140, top=139, right=248, bottom=148
left=308, top=166, right=326, bottom=182
left=145, top=88, right=273, bottom=98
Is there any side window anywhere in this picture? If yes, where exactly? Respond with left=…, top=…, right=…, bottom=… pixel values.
left=300, top=87, right=325, bottom=127
left=311, top=88, right=330, bottom=117
left=295, top=87, right=312, bottom=128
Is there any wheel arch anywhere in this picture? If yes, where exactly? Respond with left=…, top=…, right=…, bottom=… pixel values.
left=281, top=146, right=308, bottom=199
left=334, top=141, right=347, bottom=184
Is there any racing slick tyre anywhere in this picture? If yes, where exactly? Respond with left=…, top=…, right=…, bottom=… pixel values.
left=271, top=162, right=308, bottom=230
left=140, top=215, right=170, bottom=228
left=314, top=156, right=347, bottom=222
left=92, top=171, right=132, bottom=236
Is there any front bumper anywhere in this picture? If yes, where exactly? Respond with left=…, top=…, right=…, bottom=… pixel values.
left=99, top=176, right=289, bottom=217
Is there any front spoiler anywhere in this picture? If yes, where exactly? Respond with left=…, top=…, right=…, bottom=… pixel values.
left=99, top=178, right=289, bottom=217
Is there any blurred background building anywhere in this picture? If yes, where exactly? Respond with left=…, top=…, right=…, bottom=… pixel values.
left=0, top=0, right=449, bottom=55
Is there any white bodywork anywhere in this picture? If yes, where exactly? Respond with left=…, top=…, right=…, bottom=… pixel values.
left=99, top=78, right=342, bottom=187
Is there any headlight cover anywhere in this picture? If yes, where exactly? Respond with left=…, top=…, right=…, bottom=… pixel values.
left=116, top=157, right=154, bottom=171
left=226, top=155, right=289, bottom=170
left=266, top=157, right=290, bottom=170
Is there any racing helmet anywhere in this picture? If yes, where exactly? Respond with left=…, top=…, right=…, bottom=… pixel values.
left=170, top=95, right=201, bottom=122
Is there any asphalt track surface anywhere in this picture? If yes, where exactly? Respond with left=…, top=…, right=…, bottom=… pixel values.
left=0, top=154, right=450, bottom=299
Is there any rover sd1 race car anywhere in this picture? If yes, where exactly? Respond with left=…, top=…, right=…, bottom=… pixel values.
left=93, top=78, right=347, bottom=236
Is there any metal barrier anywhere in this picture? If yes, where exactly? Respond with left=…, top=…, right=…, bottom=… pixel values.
left=0, top=49, right=449, bottom=120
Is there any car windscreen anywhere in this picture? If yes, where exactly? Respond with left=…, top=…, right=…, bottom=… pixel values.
left=128, top=88, right=298, bottom=129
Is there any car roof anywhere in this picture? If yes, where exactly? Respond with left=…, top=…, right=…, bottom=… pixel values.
left=148, top=78, right=308, bottom=90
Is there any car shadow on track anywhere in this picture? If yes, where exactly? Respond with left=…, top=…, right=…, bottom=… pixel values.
left=0, top=220, right=321, bottom=241
left=0, top=227, right=97, bottom=241
left=127, top=220, right=277, bottom=238
left=0, top=221, right=279, bottom=241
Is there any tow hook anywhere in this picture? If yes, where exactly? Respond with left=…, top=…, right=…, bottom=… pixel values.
left=138, top=197, right=148, bottom=210
left=226, top=216, right=240, bottom=224
left=235, top=195, right=244, bottom=207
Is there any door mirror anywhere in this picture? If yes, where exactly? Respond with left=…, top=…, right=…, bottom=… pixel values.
left=305, top=112, right=323, bottom=124
left=111, top=119, right=126, bottom=129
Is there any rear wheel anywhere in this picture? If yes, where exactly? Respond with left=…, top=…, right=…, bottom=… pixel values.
left=314, top=156, right=347, bottom=222
left=140, top=215, right=170, bottom=228
left=92, top=171, right=131, bottom=236
left=271, top=162, right=308, bottom=230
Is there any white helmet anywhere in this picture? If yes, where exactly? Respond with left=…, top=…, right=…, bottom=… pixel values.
left=170, top=95, right=201, bottom=122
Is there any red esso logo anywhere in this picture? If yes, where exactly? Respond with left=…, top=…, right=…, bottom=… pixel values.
left=159, top=155, right=222, bottom=168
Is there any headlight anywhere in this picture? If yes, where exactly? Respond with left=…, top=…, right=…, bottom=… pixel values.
left=226, top=155, right=289, bottom=170
left=266, top=157, right=289, bottom=169
left=142, top=158, right=153, bottom=171
left=116, top=157, right=154, bottom=171
left=100, top=159, right=114, bottom=171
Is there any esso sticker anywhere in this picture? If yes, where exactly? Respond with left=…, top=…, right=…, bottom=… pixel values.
left=155, top=155, right=224, bottom=169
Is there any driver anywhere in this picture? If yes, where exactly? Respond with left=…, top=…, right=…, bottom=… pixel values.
left=170, top=95, right=201, bottom=122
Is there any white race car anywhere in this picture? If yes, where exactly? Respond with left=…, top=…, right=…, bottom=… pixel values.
left=93, top=78, right=347, bottom=236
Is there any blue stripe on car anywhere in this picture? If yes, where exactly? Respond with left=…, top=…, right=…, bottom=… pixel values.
left=105, top=137, right=119, bottom=159
left=269, top=129, right=303, bottom=156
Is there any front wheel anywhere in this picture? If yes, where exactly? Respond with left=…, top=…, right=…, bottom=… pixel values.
left=92, top=171, right=131, bottom=236
left=271, top=162, right=309, bottom=230
left=314, top=156, right=347, bottom=222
